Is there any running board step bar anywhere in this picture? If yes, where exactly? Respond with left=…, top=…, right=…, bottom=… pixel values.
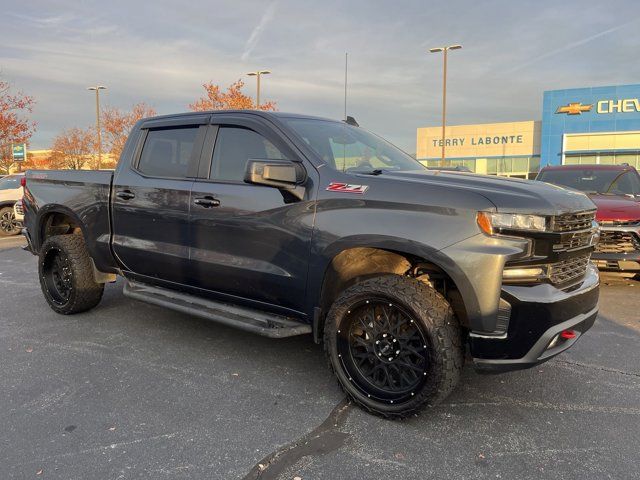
left=123, top=281, right=311, bottom=338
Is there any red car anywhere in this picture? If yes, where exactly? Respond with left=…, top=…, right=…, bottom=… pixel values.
left=537, top=164, right=640, bottom=272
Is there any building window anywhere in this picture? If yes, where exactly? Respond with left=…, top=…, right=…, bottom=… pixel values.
left=529, top=156, right=541, bottom=172
left=564, top=152, right=639, bottom=168
left=421, top=156, right=540, bottom=177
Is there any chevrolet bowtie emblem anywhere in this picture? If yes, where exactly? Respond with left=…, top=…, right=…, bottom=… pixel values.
left=555, top=102, right=593, bottom=115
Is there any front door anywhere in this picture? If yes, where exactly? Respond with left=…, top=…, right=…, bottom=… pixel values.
left=188, top=116, right=316, bottom=314
left=111, top=118, right=207, bottom=285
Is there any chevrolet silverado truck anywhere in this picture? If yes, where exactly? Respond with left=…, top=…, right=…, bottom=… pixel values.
left=22, top=111, right=600, bottom=418
left=537, top=164, right=640, bottom=273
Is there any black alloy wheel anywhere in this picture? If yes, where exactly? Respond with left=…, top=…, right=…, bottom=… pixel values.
left=38, top=234, right=105, bottom=314
left=324, top=275, right=464, bottom=418
left=42, top=247, right=74, bottom=306
left=337, top=299, right=430, bottom=404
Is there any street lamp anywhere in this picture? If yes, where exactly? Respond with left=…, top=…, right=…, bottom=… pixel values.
left=429, top=45, right=462, bottom=166
left=87, top=85, right=107, bottom=170
left=246, top=70, right=271, bottom=108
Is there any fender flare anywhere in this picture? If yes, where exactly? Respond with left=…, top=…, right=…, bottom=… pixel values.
left=34, top=204, right=89, bottom=252
left=306, top=234, right=476, bottom=322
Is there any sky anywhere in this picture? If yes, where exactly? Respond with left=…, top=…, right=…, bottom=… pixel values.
left=2, top=0, right=640, bottom=153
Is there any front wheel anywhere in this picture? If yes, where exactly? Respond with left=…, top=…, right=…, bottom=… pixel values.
left=39, top=234, right=104, bottom=314
left=0, top=206, right=20, bottom=236
left=324, top=275, right=464, bottom=419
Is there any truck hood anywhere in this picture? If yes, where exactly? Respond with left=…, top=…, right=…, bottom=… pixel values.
left=375, top=170, right=596, bottom=215
left=588, top=194, right=640, bottom=222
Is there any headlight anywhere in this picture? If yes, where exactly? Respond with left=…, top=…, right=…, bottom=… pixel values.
left=477, top=212, right=547, bottom=236
left=502, top=266, right=546, bottom=281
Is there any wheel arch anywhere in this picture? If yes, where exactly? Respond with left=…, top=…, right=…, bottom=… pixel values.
left=310, top=236, right=472, bottom=343
left=35, top=205, right=88, bottom=253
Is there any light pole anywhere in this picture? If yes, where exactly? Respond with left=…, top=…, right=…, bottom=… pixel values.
left=87, top=85, right=106, bottom=169
left=429, top=45, right=462, bottom=166
left=246, top=70, right=271, bottom=107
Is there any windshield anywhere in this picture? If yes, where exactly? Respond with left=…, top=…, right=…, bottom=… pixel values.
left=284, top=118, right=424, bottom=173
left=538, top=168, right=640, bottom=196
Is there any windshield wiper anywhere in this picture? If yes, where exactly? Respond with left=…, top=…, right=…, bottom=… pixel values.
left=360, top=169, right=384, bottom=176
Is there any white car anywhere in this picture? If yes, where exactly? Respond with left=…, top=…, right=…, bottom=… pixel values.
left=0, top=173, right=24, bottom=236
left=14, top=198, right=24, bottom=224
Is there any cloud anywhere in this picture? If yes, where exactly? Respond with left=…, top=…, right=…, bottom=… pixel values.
left=7, top=12, right=76, bottom=26
left=507, top=16, right=640, bottom=73
left=241, top=1, right=277, bottom=61
left=4, top=0, right=640, bottom=152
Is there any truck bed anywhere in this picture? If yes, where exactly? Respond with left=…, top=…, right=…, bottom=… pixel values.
left=25, top=169, right=115, bottom=272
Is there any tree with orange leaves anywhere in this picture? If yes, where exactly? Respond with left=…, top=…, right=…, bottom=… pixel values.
left=189, top=79, right=276, bottom=112
left=102, top=102, right=156, bottom=165
left=0, top=78, right=36, bottom=174
left=48, top=127, right=95, bottom=170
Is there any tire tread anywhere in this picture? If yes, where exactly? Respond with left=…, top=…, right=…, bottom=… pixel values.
left=39, top=234, right=104, bottom=314
left=323, top=274, right=464, bottom=419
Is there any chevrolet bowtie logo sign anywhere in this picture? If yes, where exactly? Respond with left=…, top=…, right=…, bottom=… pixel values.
left=555, top=102, right=593, bottom=115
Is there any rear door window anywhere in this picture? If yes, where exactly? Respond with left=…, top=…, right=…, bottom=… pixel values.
left=137, top=127, right=200, bottom=178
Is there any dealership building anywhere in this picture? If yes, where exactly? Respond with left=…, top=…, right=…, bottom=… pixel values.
left=417, top=83, right=640, bottom=178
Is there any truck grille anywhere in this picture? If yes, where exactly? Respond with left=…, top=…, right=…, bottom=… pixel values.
left=552, top=231, right=594, bottom=252
left=595, top=231, right=640, bottom=254
left=505, top=210, right=597, bottom=287
left=548, top=254, right=591, bottom=285
left=550, top=210, right=596, bottom=232
left=548, top=210, right=596, bottom=285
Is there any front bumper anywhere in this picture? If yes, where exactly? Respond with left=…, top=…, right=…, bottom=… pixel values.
left=471, top=263, right=599, bottom=372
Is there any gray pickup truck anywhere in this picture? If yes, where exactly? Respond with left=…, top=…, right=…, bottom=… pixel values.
left=22, top=111, right=600, bottom=417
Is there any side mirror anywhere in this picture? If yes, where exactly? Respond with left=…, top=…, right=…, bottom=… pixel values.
left=244, top=160, right=306, bottom=188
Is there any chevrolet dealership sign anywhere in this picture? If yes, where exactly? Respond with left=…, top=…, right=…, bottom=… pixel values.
left=11, top=144, right=26, bottom=162
left=556, top=98, right=640, bottom=115
left=596, top=98, right=640, bottom=113
left=541, top=84, right=640, bottom=167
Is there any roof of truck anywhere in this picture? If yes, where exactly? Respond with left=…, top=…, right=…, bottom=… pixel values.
left=142, top=110, right=338, bottom=123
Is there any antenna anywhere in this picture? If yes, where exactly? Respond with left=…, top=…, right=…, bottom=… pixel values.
left=344, top=52, right=348, bottom=121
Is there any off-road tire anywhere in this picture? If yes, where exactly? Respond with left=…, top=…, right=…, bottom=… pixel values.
left=0, top=206, right=20, bottom=236
left=38, top=234, right=104, bottom=314
left=324, top=274, right=464, bottom=419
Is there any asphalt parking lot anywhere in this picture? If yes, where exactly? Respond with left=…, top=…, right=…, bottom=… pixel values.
left=1, top=236, right=639, bottom=480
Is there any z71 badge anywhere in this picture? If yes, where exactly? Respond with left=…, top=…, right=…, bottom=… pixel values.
left=326, top=182, right=369, bottom=194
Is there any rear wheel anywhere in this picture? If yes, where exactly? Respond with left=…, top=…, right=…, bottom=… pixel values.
left=39, top=234, right=104, bottom=314
left=0, top=206, right=20, bottom=236
left=324, top=275, right=463, bottom=419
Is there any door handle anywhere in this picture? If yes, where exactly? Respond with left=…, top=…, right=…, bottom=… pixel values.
left=193, top=196, right=220, bottom=208
left=116, top=190, right=135, bottom=200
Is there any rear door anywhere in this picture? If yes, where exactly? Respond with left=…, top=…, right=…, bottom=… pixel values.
left=187, top=115, right=316, bottom=314
left=111, top=115, right=208, bottom=285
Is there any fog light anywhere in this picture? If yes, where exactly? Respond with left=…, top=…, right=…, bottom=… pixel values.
left=560, top=329, right=576, bottom=340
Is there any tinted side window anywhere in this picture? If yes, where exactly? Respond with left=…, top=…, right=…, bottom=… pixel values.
left=211, top=127, right=287, bottom=181
left=138, top=127, right=199, bottom=178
